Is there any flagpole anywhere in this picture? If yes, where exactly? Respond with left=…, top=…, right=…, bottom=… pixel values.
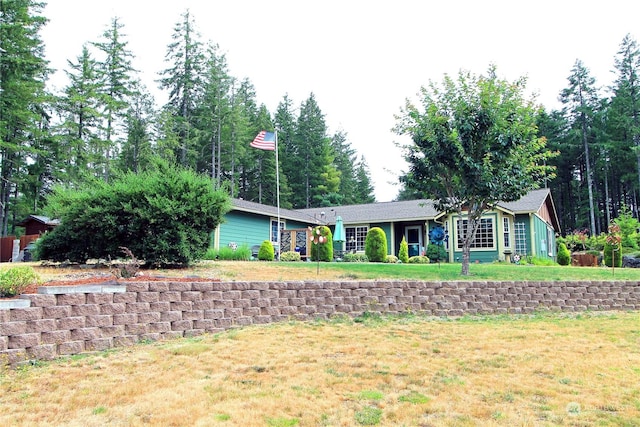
left=275, top=129, right=281, bottom=261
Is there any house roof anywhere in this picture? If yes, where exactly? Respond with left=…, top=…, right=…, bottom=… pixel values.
left=231, top=199, right=322, bottom=224
left=232, top=188, right=561, bottom=232
left=18, top=215, right=60, bottom=227
left=298, top=199, right=440, bottom=224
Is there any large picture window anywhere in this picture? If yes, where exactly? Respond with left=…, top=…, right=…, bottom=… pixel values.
left=345, top=226, right=368, bottom=252
left=456, top=218, right=494, bottom=250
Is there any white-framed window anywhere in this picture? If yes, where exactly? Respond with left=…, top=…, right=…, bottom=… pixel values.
left=456, top=218, right=494, bottom=250
left=514, top=222, right=527, bottom=255
left=270, top=218, right=285, bottom=244
left=547, top=227, right=554, bottom=257
left=503, top=217, right=511, bottom=248
left=345, top=225, right=368, bottom=252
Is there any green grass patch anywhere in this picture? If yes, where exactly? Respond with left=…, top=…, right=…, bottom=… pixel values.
left=276, top=261, right=640, bottom=281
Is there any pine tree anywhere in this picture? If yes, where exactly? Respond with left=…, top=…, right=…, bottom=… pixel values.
left=0, top=0, right=50, bottom=235
left=560, top=60, right=600, bottom=236
left=117, top=81, right=155, bottom=173
left=158, top=9, right=205, bottom=166
left=57, top=45, right=103, bottom=182
left=354, top=155, right=376, bottom=204
left=92, top=17, right=136, bottom=180
left=610, top=34, right=640, bottom=210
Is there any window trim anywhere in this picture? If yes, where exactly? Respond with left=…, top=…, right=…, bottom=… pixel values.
left=345, top=225, right=369, bottom=253
left=455, top=217, right=496, bottom=251
left=514, top=221, right=527, bottom=255
left=503, top=217, right=511, bottom=249
left=270, top=218, right=285, bottom=244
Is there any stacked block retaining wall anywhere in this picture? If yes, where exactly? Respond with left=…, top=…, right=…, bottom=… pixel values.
left=1, top=280, right=639, bottom=365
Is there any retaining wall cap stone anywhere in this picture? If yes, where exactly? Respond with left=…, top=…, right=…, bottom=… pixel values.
left=0, top=299, right=31, bottom=309
left=38, top=283, right=126, bottom=295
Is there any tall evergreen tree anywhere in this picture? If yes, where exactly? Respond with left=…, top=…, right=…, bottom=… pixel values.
left=560, top=60, right=600, bottom=236
left=292, top=93, right=335, bottom=208
left=0, top=0, right=49, bottom=235
left=193, top=42, right=231, bottom=184
left=57, top=45, right=103, bottom=182
left=92, top=17, right=136, bottom=180
left=158, top=9, right=205, bottom=166
left=354, top=155, right=376, bottom=204
left=117, top=81, right=155, bottom=173
left=610, top=34, right=640, bottom=210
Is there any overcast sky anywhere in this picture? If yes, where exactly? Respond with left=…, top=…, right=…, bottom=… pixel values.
left=41, top=1, right=640, bottom=202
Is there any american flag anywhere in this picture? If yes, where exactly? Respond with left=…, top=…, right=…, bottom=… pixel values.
left=250, top=131, right=276, bottom=151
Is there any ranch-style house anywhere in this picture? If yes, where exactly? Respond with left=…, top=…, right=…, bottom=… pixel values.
left=212, top=188, right=560, bottom=263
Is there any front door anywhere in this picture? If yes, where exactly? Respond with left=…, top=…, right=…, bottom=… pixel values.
left=405, top=225, right=422, bottom=257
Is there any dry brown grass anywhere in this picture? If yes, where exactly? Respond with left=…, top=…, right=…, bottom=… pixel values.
left=1, top=311, right=639, bottom=426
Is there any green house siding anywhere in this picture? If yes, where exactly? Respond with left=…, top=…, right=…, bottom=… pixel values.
left=218, top=211, right=271, bottom=250
left=532, top=215, right=556, bottom=260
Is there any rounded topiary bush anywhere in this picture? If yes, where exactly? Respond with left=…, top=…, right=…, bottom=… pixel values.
left=398, top=236, right=409, bottom=264
left=385, top=255, right=399, bottom=263
left=310, top=226, right=333, bottom=262
left=365, top=227, right=387, bottom=262
left=557, top=242, right=571, bottom=266
left=408, top=255, right=430, bottom=264
left=258, top=240, right=275, bottom=261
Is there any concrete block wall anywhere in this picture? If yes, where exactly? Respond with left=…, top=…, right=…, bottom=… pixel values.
left=1, top=280, right=639, bottom=365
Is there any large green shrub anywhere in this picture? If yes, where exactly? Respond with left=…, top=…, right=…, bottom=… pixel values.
left=0, top=266, right=41, bottom=298
left=310, top=226, right=333, bottom=262
left=398, top=236, right=409, bottom=263
left=365, top=227, right=387, bottom=262
left=557, top=242, right=571, bottom=266
left=36, top=163, right=230, bottom=267
left=258, top=240, right=275, bottom=261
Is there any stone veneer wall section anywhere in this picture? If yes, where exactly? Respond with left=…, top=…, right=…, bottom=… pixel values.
left=1, top=280, right=639, bottom=365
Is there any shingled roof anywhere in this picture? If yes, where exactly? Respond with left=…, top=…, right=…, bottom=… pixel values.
left=231, top=188, right=560, bottom=231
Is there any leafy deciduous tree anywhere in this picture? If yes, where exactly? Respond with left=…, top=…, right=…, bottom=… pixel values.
left=395, top=66, right=555, bottom=275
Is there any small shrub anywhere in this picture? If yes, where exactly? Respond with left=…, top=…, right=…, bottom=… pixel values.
left=258, top=240, right=275, bottom=261
left=109, top=247, right=142, bottom=279
left=203, top=247, right=218, bottom=260
left=426, top=243, right=447, bottom=263
left=557, top=242, right=571, bottom=265
left=365, top=227, right=387, bottom=262
left=384, top=255, right=398, bottom=263
left=604, top=242, right=622, bottom=267
left=528, top=256, right=557, bottom=266
left=343, top=253, right=369, bottom=263
left=398, top=236, right=409, bottom=264
left=280, top=251, right=301, bottom=262
left=408, top=255, right=430, bottom=264
left=216, top=244, right=252, bottom=261
left=0, top=266, right=41, bottom=298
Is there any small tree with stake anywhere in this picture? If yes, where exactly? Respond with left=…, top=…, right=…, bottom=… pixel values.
left=605, top=223, right=622, bottom=274
left=309, top=225, right=332, bottom=274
